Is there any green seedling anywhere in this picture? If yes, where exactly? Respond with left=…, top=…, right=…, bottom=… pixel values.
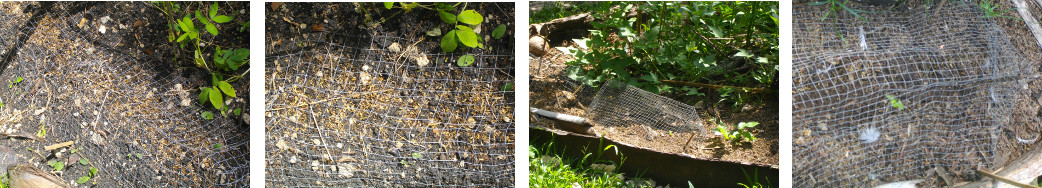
left=411, top=152, right=422, bottom=159
left=714, top=121, right=759, bottom=143
left=980, top=1, right=1022, bottom=20
left=8, top=76, right=22, bottom=88
left=213, top=143, right=224, bottom=150
left=201, top=111, right=215, bottom=120
left=885, top=94, right=904, bottom=110
left=46, top=160, right=64, bottom=171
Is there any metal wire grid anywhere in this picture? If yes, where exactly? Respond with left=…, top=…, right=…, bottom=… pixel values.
left=0, top=2, right=248, bottom=186
left=265, top=34, right=515, bottom=187
left=792, top=2, right=1026, bottom=186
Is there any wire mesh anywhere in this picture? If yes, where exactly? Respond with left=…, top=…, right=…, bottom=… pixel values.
left=265, top=32, right=515, bottom=187
left=793, top=2, right=1028, bottom=186
left=586, top=80, right=703, bottom=141
left=0, top=2, right=248, bottom=186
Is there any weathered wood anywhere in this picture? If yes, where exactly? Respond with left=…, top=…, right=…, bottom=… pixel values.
left=1011, top=0, right=1042, bottom=50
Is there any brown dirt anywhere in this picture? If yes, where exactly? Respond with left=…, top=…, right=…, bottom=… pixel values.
left=529, top=36, right=779, bottom=167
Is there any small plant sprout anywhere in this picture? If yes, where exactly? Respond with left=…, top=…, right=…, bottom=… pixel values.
left=8, top=76, right=22, bottom=88
left=714, top=121, right=759, bottom=143
left=980, top=1, right=1023, bottom=21
left=859, top=127, right=880, bottom=143
left=885, top=94, right=904, bottom=110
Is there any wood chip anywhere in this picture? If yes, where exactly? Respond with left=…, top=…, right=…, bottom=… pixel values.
left=270, top=2, right=284, bottom=11
left=78, top=17, right=87, bottom=28
left=336, top=156, right=357, bottom=163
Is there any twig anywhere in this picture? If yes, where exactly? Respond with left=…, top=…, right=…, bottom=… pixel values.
left=0, top=132, right=42, bottom=142
left=44, top=141, right=75, bottom=151
left=977, top=168, right=1041, bottom=188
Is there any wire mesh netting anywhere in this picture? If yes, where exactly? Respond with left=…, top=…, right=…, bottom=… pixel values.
left=793, top=2, right=1031, bottom=186
left=265, top=32, right=515, bottom=186
left=586, top=80, right=703, bottom=142
left=0, top=2, right=248, bottom=186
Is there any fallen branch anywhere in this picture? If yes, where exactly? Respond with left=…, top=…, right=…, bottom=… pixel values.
left=1011, top=0, right=1042, bottom=50
left=659, top=79, right=767, bottom=93
left=0, top=132, right=42, bottom=142
left=977, top=169, right=1041, bottom=188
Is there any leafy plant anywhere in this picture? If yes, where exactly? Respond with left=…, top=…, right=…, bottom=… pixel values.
left=980, top=1, right=1023, bottom=20
left=411, top=152, right=422, bottom=159
left=558, top=2, right=778, bottom=107
left=46, top=160, right=64, bottom=171
left=456, top=54, right=475, bottom=67
left=714, top=121, right=759, bottom=143
left=809, top=0, right=871, bottom=22
left=885, top=94, right=904, bottom=110
left=153, top=2, right=248, bottom=119
left=8, top=76, right=22, bottom=88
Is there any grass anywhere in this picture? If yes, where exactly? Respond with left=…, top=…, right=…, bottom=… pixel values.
left=530, top=136, right=654, bottom=188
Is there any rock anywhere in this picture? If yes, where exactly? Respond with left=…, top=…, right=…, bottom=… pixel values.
left=359, top=72, right=371, bottom=84
left=243, top=113, right=250, bottom=125
left=529, top=36, right=548, bottom=56
left=275, top=139, right=289, bottom=150
left=99, top=25, right=107, bottom=34
left=338, top=164, right=355, bottom=178
left=288, top=156, right=298, bottom=164
left=310, top=160, right=320, bottom=171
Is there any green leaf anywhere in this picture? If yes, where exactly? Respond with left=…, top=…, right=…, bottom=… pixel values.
left=36, top=125, right=46, bottom=138
left=89, top=167, right=97, bottom=177
left=491, top=24, right=506, bottom=39
left=77, top=176, right=90, bottom=184
left=501, top=82, right=513, bottom=92
left=438, top=10, right=456, bottom=24
left=734, top=49, right=755, bottom=58
left=213, top=143, right=223, bottom=150
left=457, top=10, right=484, bottom=25
left=199, top=88, right=211, bottom=105
left=212, top=15, right=233, bottom=23
left=738, top=122, right=759, bottom=129
left=209, top=2, right=218, bottom=18
left=205, top=22, right=218, bottom=36
left=384, top=2, right=394, bottom=9
left=202, top=111, right=214, bottom=119
left=80, top=158, right=89, bottom=165
left=234, top=108, right=242, bottom=116
left=456, top=55, right=475, bottom=67
left=177, top=33, right=189, bottom=42
left=217, top=81, right=236, bottom=98
left=13, top=76, right=22, bottom=83
left=441, top=30, right=458, bottom=52
left=135, top=153, right=143, bottom=159
left=411, top=152, right=422, bottom=159
left=179, top=16, right=192, bottom=32
left=53, top=161, right=64, bottom=171
left=456, top=25, right=478, bottom=47
left=403, top=3, right=418, bottom=12
left=209, top=86, right=224, bottom=109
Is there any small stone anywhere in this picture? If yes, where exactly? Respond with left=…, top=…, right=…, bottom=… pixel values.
left=336, top=143, right=343, bottom=148
left=310, top=160, right=320, bottom=171
left=338, top=164, right=355, bottom=178
left=73, top=112, right=80, bottom=117
left=316, top=71, right=323, bottom=77
left=288, top=156, right=298, bottom=164
left=99, top=25, right=106, bottom=33
left=313, top=139, right=321, bottom=145
left=275, top=139, right=288, bottom=150
left=299, top=23, right=307, bottom=30
left=243, top=113, right=250, bottom=125
left=33, top=108, right=46, bottom=116
left=359, top=72, right=371, bottom=84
